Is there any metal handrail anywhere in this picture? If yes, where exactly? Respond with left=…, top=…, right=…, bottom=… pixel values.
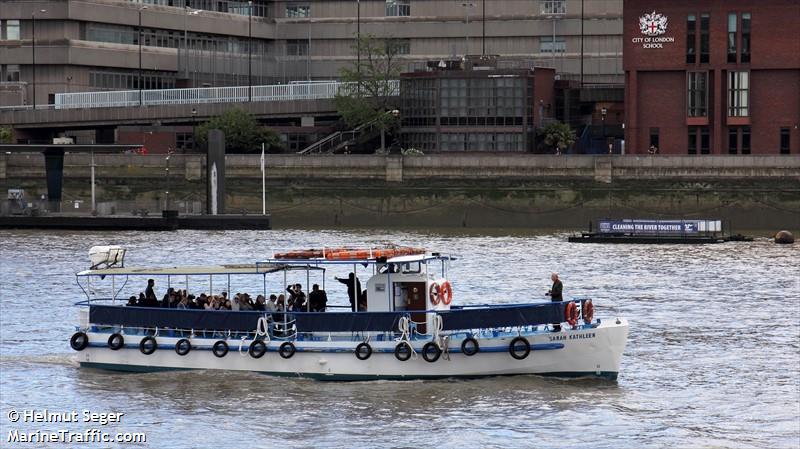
left=50, top=80, right=400, bottom=110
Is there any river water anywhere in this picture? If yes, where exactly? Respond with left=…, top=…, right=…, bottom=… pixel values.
left=1, top=229, right=798, bottom=448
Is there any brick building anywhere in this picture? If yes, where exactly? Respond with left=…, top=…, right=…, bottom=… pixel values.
left=623, top=0, right=800, bottom=155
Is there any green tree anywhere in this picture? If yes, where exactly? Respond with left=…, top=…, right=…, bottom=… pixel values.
left=541, top=122, right=576, bottom=154
left=194, top=108, right=282, bottom=153
left=335, top=34, right=403, bottom=152
left=0, top=127, right=12, bottom=144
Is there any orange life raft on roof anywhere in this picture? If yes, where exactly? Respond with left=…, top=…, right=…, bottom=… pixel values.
left=273, top=246, right=425, bottom=260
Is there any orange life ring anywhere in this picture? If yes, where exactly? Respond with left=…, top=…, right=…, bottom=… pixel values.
left=440, top=281, right=453, bottom=305
left=564, top=301, right=579, bottom=327
left=582, top=300, right=594, bottom=324
left=429, top=282, right=441, bottom=305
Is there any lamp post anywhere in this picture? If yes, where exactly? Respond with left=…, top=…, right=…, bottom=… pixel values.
left=164, top=150, right=172, bottom=211
left=248, top=1, right=253, bottom=102
left=31, top=9, right=46, bottom=109
left=191, top=108, right=198, bottom=152
left=138, top=6, right=148, bottom=106
left=601, top=107, right=608, bottom=153
left=461, top=2, right=475, bottom=56
left=356, top=0, right=360, bottom=74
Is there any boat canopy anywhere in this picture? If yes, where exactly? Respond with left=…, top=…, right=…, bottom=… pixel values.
left=256, top=254, right=454, bottom=268
left=76, top=263, right=296, bottom=277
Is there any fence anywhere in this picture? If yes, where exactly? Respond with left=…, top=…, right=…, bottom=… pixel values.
left=53, top=80, right=400, bottom=110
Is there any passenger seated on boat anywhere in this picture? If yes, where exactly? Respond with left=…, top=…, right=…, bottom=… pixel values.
left=221, top=299, right=232, bottom=310
left=308, top=284, right=327, bottom=312
left=126, top=296, right=137, bottom=306
left=177, top=295, right=190, bottom=309
left=264, top=294, right=277, bottom=312
left=136, top=292, right=146, bottom=306
left=276, top=295, right=286, bottom=312
left=253, top=295, right=267, bottom=311
left=287, top=284, right=306, bottom=311
left=161, top=288, right=174, bottom=308
left=238, top=294, right=254, bottom=311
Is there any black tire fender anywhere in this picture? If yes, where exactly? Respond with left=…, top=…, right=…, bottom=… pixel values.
left=422, top=342, right=442, bottom=363
left=212, top=340, right=229, bottom=358
left=139, top=336, right=157, bottom=355
left=279, top=342, right=296, bottom=359
left=355, top=342, right=372, bottom=360
left=175, top=338, right=192, bottom=356
left=70, top=332, right=89, bottom=351
left=394, top=342, right=412, bottom=362
left=508, top=336, right=530, bottom=360
left=249, top=340, right=267, bottom=359
left=461, top=337, right=480, bottom=356
left=107, top=333, right=125, bottom=350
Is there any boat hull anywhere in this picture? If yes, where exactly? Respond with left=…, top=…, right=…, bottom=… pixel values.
left=74, top=319, right=629, bottom=381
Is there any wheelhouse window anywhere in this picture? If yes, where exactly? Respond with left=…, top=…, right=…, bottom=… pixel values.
left=541, top=0, right=566, bottom=15
left=727, top=71, right=749, bottom=117
left=687, top=72, right=708, bottom=117
left=727, top=13, right=737, bottom=63
left=741, top=13, right=751, bottom=63
left=700, top=14, right=710, bottom=63
left=285, top=3, right=310, bottom=18
left=686, top=14, right=696, bottom=63
left=386, top=0, right=410, bottom=17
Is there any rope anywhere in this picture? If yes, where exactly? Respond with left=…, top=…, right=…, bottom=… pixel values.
left=255, top=316, right=271, bottom=343
left=238, top=336, right=249, bottom=356
left=441, top=335, right=451, bottom=361
left=396, top=316, right=418, bottom=359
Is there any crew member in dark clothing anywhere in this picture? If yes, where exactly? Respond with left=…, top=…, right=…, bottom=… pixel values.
left=143, top=279, right=159, bottom=307
left=546, top=272, right=563, bottom=331
left=335, top=273, right=361, bottom=312
left=287, top=284, right=306, bottom=311
left=308, top=284, right=328, bottom=312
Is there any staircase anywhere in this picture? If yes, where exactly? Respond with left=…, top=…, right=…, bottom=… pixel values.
left=298, top=120, right=381, bottom=155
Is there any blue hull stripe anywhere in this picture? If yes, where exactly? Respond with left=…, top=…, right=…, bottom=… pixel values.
left=79, top=362, right=617, bottom=381
left=85, top=342, right=564, bottom=353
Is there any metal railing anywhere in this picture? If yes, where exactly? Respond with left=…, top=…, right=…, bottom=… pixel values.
left=52, top=80, right=400, bottom=110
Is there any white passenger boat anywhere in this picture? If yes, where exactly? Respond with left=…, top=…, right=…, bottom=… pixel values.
left=70, top=246, right=629, bottom=380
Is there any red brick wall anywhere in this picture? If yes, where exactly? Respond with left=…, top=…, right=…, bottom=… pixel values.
left=624, top=0, right=800, bottom=155
left=750, top=69, right=800, bottom=154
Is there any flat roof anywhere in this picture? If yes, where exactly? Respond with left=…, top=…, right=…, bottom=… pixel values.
left=1, top=144, right=143, bottom=153
left=76, top=263, right=297, bottom=277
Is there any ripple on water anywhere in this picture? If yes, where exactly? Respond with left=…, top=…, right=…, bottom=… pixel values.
left=1, top=229, right=798, bottom=449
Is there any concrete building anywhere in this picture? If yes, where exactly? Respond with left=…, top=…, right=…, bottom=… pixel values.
left=400, top=57, right=555, bottom=152
left=623, top=0, right=800, bottom=155
left=1, top=0, right=623, bottom=109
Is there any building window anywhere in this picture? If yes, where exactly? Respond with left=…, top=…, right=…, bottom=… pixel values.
left=386, top=0, right=411, bottom=17
left=728, top=128, right=738, bottom=154
left=700, top=14, right=710, bottom=63
left=742, top=127, right=751, bottom=154
left=687, top=72, right=708, bottom=117
left=649, top=128, right=659, bottom=151
left=700, top=127, right=710, bottom=154
left=2, top=19, right=21, bottom=40
left=727, top=71, right=749, bottom=117
left=286, top=39, right=308, bottom=56
left=727, top=13, right=737, bottom=63
left=541, top=0, right=566, bottom=15
left=741, top=13, right=751, bottom=63
left=686, top=15, right=696, bottom=63
left=2, top=64, right=20, bottom=82
left=688, top=128, right=698, bottom=155
left=285, top=3, right=310, bottom=18
left=387, top=38, right=411, bottom=55
left=780, top=128, right=790, bottom=154
left=540, top=36, right=566, bottom=53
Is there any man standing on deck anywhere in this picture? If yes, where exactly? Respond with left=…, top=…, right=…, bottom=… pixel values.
left=144, top=279, right=158, bottom=307
left=335, top=273, right=361, bottom=312
left=546, top=273, right=563, bottom=331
